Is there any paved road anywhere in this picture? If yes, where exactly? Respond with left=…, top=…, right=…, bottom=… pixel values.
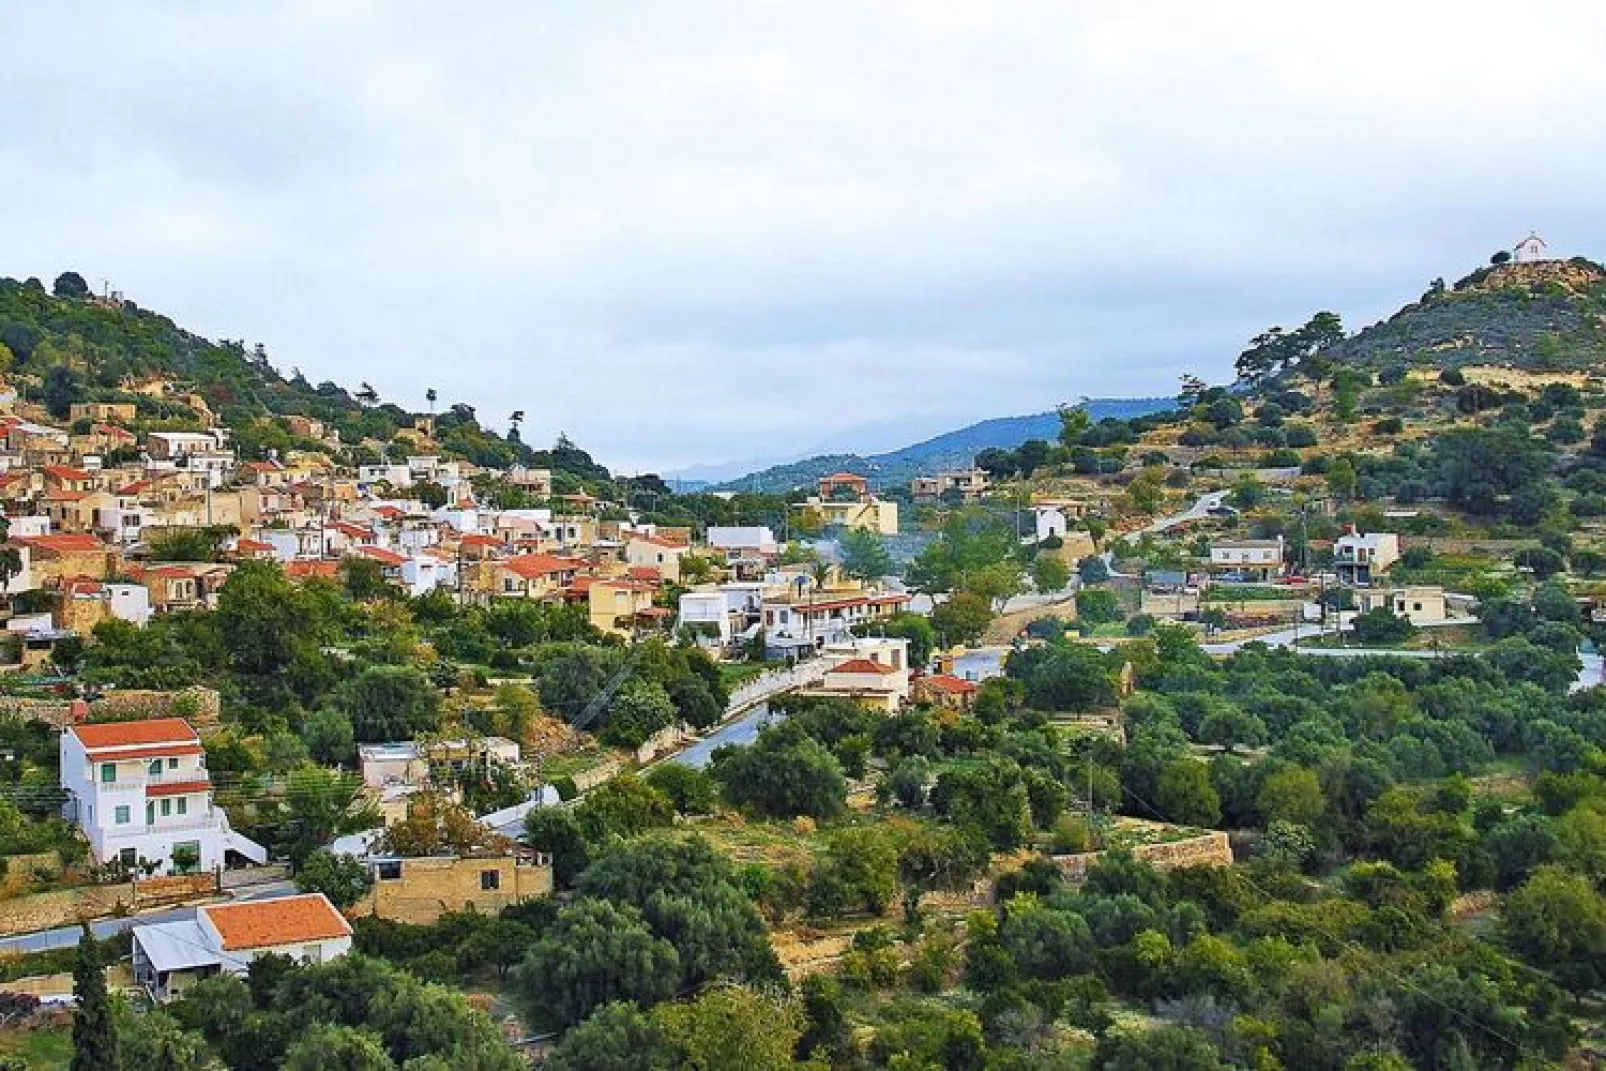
left=669, top=702, right=780, bottom=769
left=1123, top=490, right=1229, bottom=545
left=0, top=879, right=297, bottom=956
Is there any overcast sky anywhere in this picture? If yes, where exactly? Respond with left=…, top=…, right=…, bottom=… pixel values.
left=5, top=3, right=1606, bottom=472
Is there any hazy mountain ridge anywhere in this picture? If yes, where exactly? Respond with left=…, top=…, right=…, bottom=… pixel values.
left=713, top=398, right=1174, bottom=492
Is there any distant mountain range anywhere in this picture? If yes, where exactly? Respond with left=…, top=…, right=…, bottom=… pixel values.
left=707, top=398, right=1174, bottom=493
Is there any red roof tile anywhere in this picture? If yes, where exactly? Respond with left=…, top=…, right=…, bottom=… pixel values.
left=145, top=778, right=211, bottom=797
left=71, top=718, right=199, bottom=752
left=921, top=674, right=979, bottom=695
left=17, top=533, right=107, bottom=555
left=503, top=554, right=583, bottom=580
left=829, top=658, right=898, bottom=676
left=202, top=893, right=352, bottom=951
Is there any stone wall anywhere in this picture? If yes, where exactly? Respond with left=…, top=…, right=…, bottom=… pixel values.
left=0, top=687, right=220, bottom=731
left=87, top=687, right=221, bottom=728
left=1052, top=831, right=1233, bottom=886
left=570, top=760, right=622, bottom=794
left=634, top=724, right=690, bottom=764
left=0, top=871, right=218, bottom=938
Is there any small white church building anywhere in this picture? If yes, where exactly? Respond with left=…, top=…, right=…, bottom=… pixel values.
left=1513, top=233, right=1549, bottom=263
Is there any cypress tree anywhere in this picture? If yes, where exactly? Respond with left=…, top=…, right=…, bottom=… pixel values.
left=70, top=928, right=116, bottom=1071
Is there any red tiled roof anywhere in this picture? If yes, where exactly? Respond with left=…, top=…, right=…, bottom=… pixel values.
left=145, top=778, right=211, bottom=797
left=921, top=674, right=979, bottom=695
left=352, top=545, right=407, bottom=566
left=202, top=893, right=352, bottom=951
left=43, top=466, right=92, bottom=482
left=235, top=539, right=274, bottom=553
left=71, top=718, right=199, bottom=753
left=17, top=533, right=107, bottom=555
left=503, top=554, right=582, bottom=580
left=460, top=534, right=502, bottom=547
left=627, top=566, right=662, bottom=582
left=88, top=742, right=206, bottom=762
left=829, top=658, right=898, bottom=676
left=286, top=560, right=341, bottom=579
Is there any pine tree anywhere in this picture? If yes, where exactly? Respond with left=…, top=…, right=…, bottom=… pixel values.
left=70, top=929, right=116, bottom=1070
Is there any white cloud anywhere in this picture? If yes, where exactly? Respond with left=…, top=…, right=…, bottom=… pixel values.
left=2, top=2, right=1605, bottom=469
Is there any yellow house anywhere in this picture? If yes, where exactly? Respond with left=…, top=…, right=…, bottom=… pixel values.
left=487, top=553, right=584, bottom=600
left=579, top=577, right=663, bottom=636
left=357, top=854, right=554, bottom=926
left=624, top=536, right=687, bottom=583
left=791, top=473, right=898, bottom=534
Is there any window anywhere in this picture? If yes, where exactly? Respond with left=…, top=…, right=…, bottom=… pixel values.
left=161, top=799, right=172, bottom=817
left=119, top=848, right=137, bottom=868
left=148, top=759, right=162, bottom=776
left=376, top=861, right=402, bottom=881
left=1413, top=602, right=1423, bottom=612
left=100, top=763, right=116, bottom=784
left=177, top=798, right=188, bottom=816
left=480, top=869, right=500, bottom=891
left=146, top=802, right=155, bottom=825
left=114, top=805, right=130, bottom=825
left=303, top=943, right=323, bottom=964
left=168, top=757, right=179, bottom=770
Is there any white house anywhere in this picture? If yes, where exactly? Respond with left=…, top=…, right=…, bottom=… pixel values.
left=761, top=590, right=912, bottom=653
left=359, top=463, right=413, bottom=488
left=1208, top=537, right=1285, bottom=582
left=796, top=636, right=912, bottom=712
left=1334, top=531, right=1400, bottom=587
left=1513, top=232, right=1549, bottom=263
left=678, top=589, right=734, bottom=645
left=60, top=718, right=265, bottom=875
left=706, top=526, right=780, bottom=557
left=132, top=893, right=353, bottom=1001
left=1033, top=507, right=1069, bottom=543
left=1354, top=585, right=1448, bottom=626
left=145, top=431, right=227, bottom=461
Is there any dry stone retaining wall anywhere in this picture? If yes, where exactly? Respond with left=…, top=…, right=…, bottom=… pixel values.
left=0, top=871, right=218, bottom=938
left=1051, top=831, right=1233, bottom=886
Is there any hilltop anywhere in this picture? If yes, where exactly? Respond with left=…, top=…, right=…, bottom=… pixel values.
left=1322, top=256, right=1606, bottom=375
left=0, top=272, right=592, bottom=478
left=713, top=398, right=1173, bottom=493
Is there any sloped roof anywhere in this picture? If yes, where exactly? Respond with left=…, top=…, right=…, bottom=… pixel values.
left=829, top=658, right=898, bottom=676
left=202, top=893, right=352, bottom=951
left=71, top=718, right=199, bottom=753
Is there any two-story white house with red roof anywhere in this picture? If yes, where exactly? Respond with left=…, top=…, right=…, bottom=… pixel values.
left=60, top=718, right=266, bottom=875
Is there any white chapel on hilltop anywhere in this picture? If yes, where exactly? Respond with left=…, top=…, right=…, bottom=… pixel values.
left=1513, top=232, right=1550, bottom=263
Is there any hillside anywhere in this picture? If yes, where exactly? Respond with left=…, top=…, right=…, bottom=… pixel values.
left=714, top=397, right=1173, bottom=492
left=1325, top=257, right=1606, bottom=374
left=0, top=273, right=558, bottom=475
